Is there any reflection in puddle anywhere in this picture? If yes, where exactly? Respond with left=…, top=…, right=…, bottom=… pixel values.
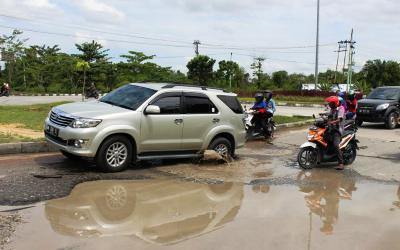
left=297, top=170, right=357, bottom=235
left=391, top=186, right=400, bottom=210
left=9, top=172, right=400, bottom=250
left=45, top=180, right=244, bottom=245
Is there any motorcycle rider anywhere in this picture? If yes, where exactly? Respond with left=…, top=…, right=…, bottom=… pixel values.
left=0, top=82, right=10, bottom=96
left=86, top=82, right=99, bottom=98
left=264, top=90, right=276, bottom=119
left=250, top=92, right=268, bottom=137
left=337, top=92, right=348, bottom=113
left=325, top=96, right=345, bottom=170
left=346, top=91, right=358, bottom=119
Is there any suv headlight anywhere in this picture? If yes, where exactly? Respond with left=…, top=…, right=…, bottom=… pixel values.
left=70, top=118, right=102, bottom=128
left=376, top=103, right=390, bottom=111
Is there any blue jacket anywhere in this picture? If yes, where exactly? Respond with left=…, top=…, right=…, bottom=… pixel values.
left=266, top=99, right=276, bottom=114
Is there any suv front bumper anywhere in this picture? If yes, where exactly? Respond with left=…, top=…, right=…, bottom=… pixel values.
left=357, top=109, right=386, bottom=122
left=44, top=118, right=98, bottom=157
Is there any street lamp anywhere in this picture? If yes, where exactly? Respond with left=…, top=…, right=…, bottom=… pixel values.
left=314, top=0, right=320, bottom=90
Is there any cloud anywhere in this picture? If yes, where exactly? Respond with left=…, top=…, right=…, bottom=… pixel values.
left=75, top=31, right=108, bottom=47
left=73, top=0, right=125, bottom=23
left=0, top=0, right=62, bottom=17
left=22, top=0, right=55, bottom=9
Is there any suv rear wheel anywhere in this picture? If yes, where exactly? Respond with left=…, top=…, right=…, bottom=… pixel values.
left=96, top=135, right=133, bottom=172
left=385, top=112, right=398, bottom=129
left=208, top=137, right=233, bottom=157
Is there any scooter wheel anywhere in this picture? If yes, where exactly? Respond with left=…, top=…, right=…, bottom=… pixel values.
left=297, top=147, right=318, bottom=169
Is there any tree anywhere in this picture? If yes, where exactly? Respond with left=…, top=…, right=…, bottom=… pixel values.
left=0, top=30, right=27, bottom=84
left=360, top=59, right=400, bottom=88
left=76, top=60, right=90, bottom=100
left=186, top=55, right=216, bottom=86
left=250, top=57, right=265, bottom=88
left=216, top=60, right=241, bottom=88
left=272, top=70, right=288, bottom=88
left=75, top=40, right=108, bottom=63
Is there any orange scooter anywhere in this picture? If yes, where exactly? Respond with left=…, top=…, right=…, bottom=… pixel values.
left=297, top=114, right=359, bottom=169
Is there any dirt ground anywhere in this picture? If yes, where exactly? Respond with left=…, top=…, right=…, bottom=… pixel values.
left=0, top=124, right=43, bottom=139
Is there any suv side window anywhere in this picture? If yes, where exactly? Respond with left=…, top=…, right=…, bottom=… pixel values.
left=184, top=94, right=218, bottom=114
left=152, top=96, right=181, bottom=114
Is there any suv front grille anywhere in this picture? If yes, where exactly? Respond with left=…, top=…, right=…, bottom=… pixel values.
left=49, top=111, right=74, bottom=127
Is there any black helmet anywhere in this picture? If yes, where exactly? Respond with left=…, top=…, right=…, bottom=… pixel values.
left=264, top=90, right=273, bottom=101
left=254, top=92, right=264, bottom=102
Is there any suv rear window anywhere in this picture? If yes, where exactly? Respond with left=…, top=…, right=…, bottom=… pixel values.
left=217, top=95, right=243, bottom=114
left=184, top=96, right=218, bottom=114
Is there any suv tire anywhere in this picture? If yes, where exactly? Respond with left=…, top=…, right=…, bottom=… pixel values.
left=208, top=137, right=233, bottom=157
left=96, top=135, right=133, bottom=172
left=385, top=112, right=398, bottom=129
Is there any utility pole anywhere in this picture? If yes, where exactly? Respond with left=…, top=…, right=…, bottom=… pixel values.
left=193, top=40, right=201, bottom=56
left=346, top=29, right=356, bottom=92
left=334, top=41, right=347, bottom=84
left=229, top=52, right=233, bottom=89
left=314, top=0, right=320, bottom=90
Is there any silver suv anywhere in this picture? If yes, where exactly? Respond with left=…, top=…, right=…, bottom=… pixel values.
left=44, top=83, right=246, bottom=172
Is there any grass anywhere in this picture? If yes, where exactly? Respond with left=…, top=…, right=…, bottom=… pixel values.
left=240, top=96, right=325, bottom=104
left=274, top=115, right=312, bottom=124
left=0, top=102, right=68, bottom=131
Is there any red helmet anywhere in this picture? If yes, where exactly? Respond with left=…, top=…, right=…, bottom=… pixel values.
left=325, top=96, right=339, bottom=107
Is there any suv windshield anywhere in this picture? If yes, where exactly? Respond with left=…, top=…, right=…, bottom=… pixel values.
left=367, top=88, right=400, bottom=100
left=100, top=85, right=156, bottom=110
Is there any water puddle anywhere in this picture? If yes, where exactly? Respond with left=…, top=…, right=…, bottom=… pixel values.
left=6, top=171, right=400, bottom=250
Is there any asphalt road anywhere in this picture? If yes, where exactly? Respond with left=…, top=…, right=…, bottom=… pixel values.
left=0, top=95, right=324, bottom=117
left=0, top=124, right=399, bottom=250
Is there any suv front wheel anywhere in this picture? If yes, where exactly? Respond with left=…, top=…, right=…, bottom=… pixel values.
left=208, top=137, right=233, bottom=157
left=96, top=135, right=134, bottom=172
left=385, top=112, right=398, bottom=129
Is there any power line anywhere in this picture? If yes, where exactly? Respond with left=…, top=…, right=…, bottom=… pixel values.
left=0, top=24, right=195, bottom=48
left=0, top=13, right=337, bottom=53
left=0, top=13, right=193, bottom=45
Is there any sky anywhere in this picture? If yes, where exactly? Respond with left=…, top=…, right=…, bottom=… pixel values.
left=0, top=0, right=399, bottom=75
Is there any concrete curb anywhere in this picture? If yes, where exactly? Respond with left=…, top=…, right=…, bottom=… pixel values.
left=11, top=93, right=107, bottom=97
left=276, top=119, right=315, bottom=129
left=0, top=141, right=58, bottom=155
left=0, top=120, right=314, bottom=156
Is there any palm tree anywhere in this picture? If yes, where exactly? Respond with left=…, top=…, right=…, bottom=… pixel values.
left=76, top=60, right=90, bottom=101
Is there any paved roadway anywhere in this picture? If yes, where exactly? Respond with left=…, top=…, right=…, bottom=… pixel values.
left=0, top=95, right=324, bottom=117
left=1, top=123, right=400, bottom=250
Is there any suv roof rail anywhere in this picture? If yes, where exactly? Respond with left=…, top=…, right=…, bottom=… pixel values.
left=162, top=83, right=229, bottom=92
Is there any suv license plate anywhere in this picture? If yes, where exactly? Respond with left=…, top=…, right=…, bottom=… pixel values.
left=46, top=125, right=59, bottom=136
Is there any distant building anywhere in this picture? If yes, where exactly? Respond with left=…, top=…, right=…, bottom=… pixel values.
left=301, top=83, right=354, bottom=92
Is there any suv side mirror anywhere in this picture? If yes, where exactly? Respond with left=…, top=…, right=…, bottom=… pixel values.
left=145, top=105, right=161, bottom=114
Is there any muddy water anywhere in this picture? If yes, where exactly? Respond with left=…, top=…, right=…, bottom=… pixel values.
left=7, top=170, right=400, bottom=250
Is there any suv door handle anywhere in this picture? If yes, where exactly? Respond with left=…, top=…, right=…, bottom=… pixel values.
left=212, top=118, right=220, bottom=123
left=174, top=119, right=183, bottom=125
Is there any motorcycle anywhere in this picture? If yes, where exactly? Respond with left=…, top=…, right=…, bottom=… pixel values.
left=85, top=89, right=99, bottom=99
left=244, top=109, right=275, bottom=139
left=0, top=87, right=10, bottom=97
left=297, top=113, right=359, bottom=169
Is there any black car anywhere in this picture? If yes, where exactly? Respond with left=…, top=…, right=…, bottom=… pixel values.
left=357, top=86, right=400, bottom=129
